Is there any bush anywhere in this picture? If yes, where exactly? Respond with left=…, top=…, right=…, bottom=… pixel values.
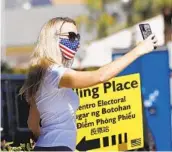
left=1, top=61, right=14, bottom=74
left=1, top=139, right=34, bottom=151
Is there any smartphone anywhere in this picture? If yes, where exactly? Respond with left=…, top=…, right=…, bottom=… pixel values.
left=139, top=23, right=156, bottom=49
left=139, top=23, right=152, bottom=39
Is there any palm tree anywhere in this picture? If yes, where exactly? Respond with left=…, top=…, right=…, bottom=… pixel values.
left=76, top=0, right=117, bottom=39
left=125, top=0, right=171, bottom=24
left=123, top=0, right=172, bottom=43
left=77, top=0, right=171, bottom=43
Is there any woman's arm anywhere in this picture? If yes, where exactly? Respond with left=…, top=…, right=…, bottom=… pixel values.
left=27, top=104, right=40, bottom=137
left=59, top=34, right=157, bottom=89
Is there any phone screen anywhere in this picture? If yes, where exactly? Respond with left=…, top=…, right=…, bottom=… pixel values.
left=139, top=24, right=152, bottom=40
left=139, top=24, right=157, bottom=49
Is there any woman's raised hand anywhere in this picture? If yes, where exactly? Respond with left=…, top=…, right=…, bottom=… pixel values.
left=136, top=34, right=158, bottom=56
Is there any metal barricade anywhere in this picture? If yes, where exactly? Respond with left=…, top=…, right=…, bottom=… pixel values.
left=1, top=74, right=32, bottom=145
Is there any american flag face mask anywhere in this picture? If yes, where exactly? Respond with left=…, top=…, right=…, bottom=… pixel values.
left=59, top=38, right=80, bottom=60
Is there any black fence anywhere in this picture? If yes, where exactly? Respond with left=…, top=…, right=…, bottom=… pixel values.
left=1, top=74, right=32, bottom=145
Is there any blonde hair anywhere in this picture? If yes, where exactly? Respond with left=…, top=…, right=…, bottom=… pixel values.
left=20, top=17, right=76, bottom=105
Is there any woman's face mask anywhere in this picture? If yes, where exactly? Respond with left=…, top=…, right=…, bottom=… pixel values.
left=59, top=32, right=80, bottom=60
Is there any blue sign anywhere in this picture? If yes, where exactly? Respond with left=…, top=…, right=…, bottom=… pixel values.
left=112, top=49, right=172, bottom=150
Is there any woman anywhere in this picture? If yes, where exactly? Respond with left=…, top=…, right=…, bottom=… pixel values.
left=20, top=17, right=157, bottom=151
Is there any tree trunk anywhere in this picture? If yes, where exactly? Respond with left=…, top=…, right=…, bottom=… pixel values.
left=163, top=7, right=172, bottom=44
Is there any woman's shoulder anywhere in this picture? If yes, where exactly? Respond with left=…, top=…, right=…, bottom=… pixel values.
left=46, top=64, right=68, bottom=78
left=48, top=64, right=64, bottom=71
left=44, top=64, right=68, bottom=88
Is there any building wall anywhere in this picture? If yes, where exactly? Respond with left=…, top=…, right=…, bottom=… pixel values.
left=4, top=4, right=94, bottom=67
left=52, top=0, right=86, bottom=5
left=4, top=5, right=89, bottom=46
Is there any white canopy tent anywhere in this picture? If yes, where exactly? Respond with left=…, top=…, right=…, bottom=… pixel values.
left=81, top=41, right=112, bottom=68
left=81, top=28, right=132, bottom=68
left=81, top=15, right=165, bottom=68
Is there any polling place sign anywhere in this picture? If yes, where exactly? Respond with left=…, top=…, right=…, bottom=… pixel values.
left=73, top=73, right=144, bottom=151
